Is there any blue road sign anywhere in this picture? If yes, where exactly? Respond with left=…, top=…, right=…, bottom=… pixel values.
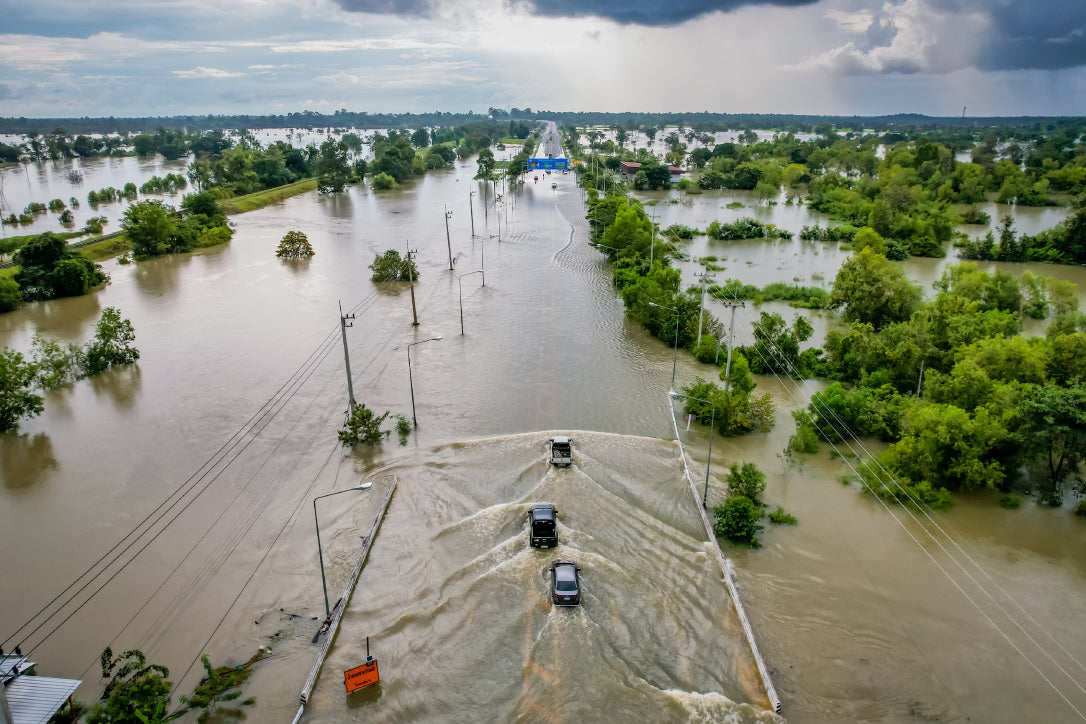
left=527, top=158, right=568, bottom=170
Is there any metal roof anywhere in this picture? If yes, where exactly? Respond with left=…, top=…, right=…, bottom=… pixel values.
left=4, top=676, right=82, bottom=724
left=0, top=656, right=32, bottom=682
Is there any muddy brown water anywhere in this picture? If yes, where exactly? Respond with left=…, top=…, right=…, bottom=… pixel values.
left=1, top=148, right=1085, bottom=722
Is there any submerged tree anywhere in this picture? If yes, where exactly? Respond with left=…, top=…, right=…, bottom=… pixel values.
left=83, top=306, right=139, bottom=375
left=339, top=403, right=391, bottom=446
left=369, top=249, right=417, bottom=282
left=276, top=230, right=315, bottom=259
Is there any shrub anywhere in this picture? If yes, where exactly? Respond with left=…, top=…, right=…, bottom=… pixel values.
left=789, top=411, right=820, bottom=454
left=276, top=230, right=315, bottom=258
left=1074, top=500, right=1086, bottom=517
left=338, top=404, right=391, bottom=446
left=768, top=506, right=798, bottom=525
left=371, top=172, right=398, bottom=190
left=999, top=494, right=1021, bottom=509
left=727, top=461, right=767, bottom=504
left=82, top=307, right=139, bottom=376
left=369, top=249, right=417, bottom=282
left=48, top=198, right=65, bottom=211
left=713, top=496, right=763, bottom=547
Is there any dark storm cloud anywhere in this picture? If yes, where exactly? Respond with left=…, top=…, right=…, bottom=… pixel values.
left=333, top=0, right=819, bottom=25
left=929, top=0, right=1086, bottom=71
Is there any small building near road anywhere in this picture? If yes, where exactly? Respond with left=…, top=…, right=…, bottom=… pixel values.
left=618, top=161, right=641, bottom=179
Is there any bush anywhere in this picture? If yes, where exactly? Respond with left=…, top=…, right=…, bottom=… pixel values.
left=369, top=249, right=417, bottom=282
left=788, top=411, right=820, bottom=454
left=713, top=496, right=763, bottom=547
left=371, top=172, right=398, bottom=190
left=338, top=404, right=391, bottom=446
left=82, top=307, right=139, bottom=376
left=1000, top=494, right=1021, bottom=509
left=727, top=461, right=767, bottom=504
left=276, top=230, right=315, bottom=258
left=1074, top=500, right=1086, bottom=517
left=768, top=506, right=798, bottom=525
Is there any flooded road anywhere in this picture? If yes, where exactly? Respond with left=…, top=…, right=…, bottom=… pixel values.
left=1, top=149, right=1085, bottom=722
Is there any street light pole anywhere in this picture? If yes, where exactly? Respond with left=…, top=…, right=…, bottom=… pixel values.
left=648, top=301, right=679, bottom=389
left=671, top=392, right=716, bottom=510
left=408, top=336, right=443, bottom=426
left=313, top=483, right=373, bottom=617
left=459, top=270, right=484, bottom=335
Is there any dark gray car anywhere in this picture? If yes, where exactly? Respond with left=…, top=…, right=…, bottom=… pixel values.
left=550, top=559, right=581, bottom=606
left=528, top=504, right=559, bottom=548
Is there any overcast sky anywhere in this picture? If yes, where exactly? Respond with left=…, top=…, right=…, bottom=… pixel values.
left=2, top=0, right=1085, bottom=118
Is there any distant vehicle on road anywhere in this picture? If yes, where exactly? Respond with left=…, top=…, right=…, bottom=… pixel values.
left=551, top=182, right=557, bottom=189
left=549, top=436, right=572, bottom=467
left=550, top=559, right=581, bottom=606
left=527, top=504, right=558, bottom=548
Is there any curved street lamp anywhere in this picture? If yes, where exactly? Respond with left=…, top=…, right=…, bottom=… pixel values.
left=408, top=336, right=442, bottom=426
left=648, top=301, right=680, bottom=388
left=670, top=391, right=716, bottom=510
left=459, top=270, right=484, bottom=335
left=313, top=483, right=372, bottom=617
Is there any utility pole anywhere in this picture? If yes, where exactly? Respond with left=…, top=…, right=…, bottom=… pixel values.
left=694, top=272, right=713, bottom=349
left=339, top=300, right=356, bottom=411
left=721, top=301, right=744, bottom=389
left=469, top=189, right=476, bottom=237
left=444, top=205, right=454, bottom=270
left=406, top=240, right=419, bottom=326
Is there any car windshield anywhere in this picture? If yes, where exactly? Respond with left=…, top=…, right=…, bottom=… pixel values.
left=533, top=521, right=555, bottom=533
left=555, top=567, right=577, bottom=592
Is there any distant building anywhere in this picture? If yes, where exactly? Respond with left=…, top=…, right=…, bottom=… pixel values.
left=669, top=165, right=684, bottom=184
left=619, top=161, right=641, bottom=178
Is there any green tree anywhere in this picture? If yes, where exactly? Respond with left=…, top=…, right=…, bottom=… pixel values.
left=713, top=496, right=764, bottom=547
left=315, top=139, right=351, bottom=193
left=1016, top=383, right=1086, bottom=506
left=726, top=461, right=767, bottom=505
left=0, top=349, right=43, bottom=432
left=179, top=654, right=256, bottom=723
left=276, top=230, right=315, bottom=258
left=0, top=276, right=21, bottom=312
left=86, top=648, right=179, bottom=724
left=14, top=233, right=107, bottom=301
left=371, top=172, right=398, bottom=190
left=31, top=333, right=84, bottom=389
left=411, top=127, right=431, bottom=148
left=829, top=247, right=922, bottom=329
left=339, top=403, right=391, bottom=445
left=83, top=307, right=139, bottom=376
left=122, top=201, right=179, bottom=258
left=369, top=250, right=417, bottom=282
left=475, top=148, right=495, bottom=179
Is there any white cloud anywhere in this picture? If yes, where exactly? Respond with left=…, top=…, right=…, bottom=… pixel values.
left=0, top=32, right=228, bottom=71
left=268, top=37, right=451, bottom=53
left=801, top=0, right=987, bottom=75
left=173, top=66, right=246, bottom=78
left=313, top=60, right=485, bottom=88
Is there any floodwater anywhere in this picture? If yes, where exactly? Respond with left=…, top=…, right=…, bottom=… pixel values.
left=1, top=142, right=1085, bottom=723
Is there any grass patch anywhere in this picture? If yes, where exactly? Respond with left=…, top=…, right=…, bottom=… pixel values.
left=768, top=506, right=798, bottom=525
left=498, top=137, right=526, bottom=146
left=219, top=178, right=319, bottom=214
left=78, top=233, right=131, bottom=262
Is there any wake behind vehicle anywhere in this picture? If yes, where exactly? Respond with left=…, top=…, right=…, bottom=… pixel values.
left=550, top=559, right=581, bottom=606
left=527, top=504, right=559, bottom=548
left=549, top=436, right=572, bottom=467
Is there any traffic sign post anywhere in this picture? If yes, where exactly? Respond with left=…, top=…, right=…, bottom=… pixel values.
left=527, top=158, right=568, bottom=170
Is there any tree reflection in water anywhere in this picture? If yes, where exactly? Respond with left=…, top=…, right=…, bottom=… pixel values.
left=0, top=432, right=58, bottom=490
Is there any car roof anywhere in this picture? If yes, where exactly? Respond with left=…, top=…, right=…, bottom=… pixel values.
left=551, top=436, right=571, bottom=444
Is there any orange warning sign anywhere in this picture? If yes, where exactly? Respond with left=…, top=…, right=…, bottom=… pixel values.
left=344, top=659, right=379, bottom=692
